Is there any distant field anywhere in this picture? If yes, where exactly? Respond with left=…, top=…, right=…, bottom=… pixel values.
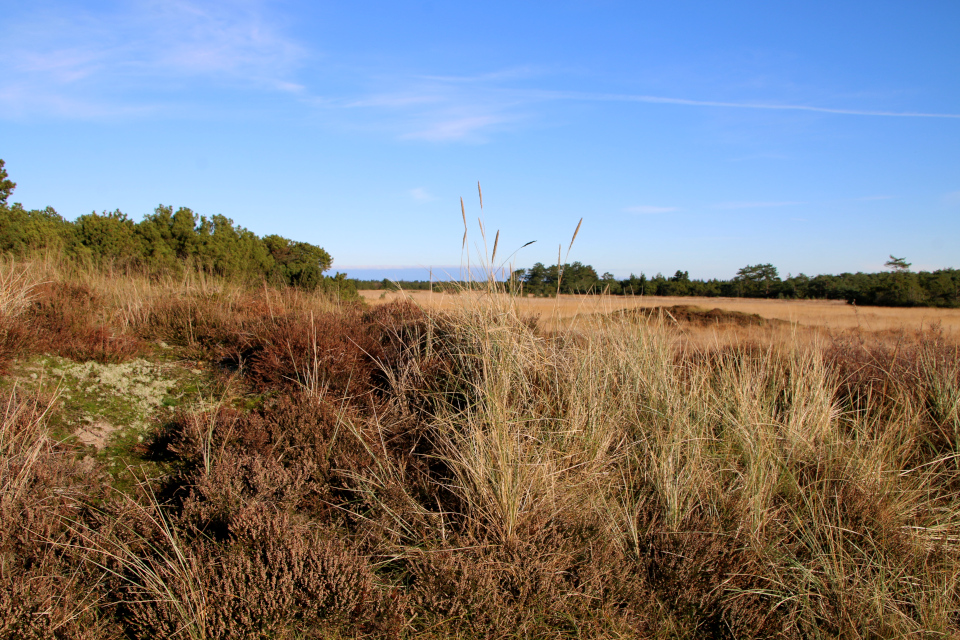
left=360, top=289, right=960, bottom=338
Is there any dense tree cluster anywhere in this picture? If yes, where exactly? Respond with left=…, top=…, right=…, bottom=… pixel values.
left=352, top=259, right=959, bottom=308
left=0, top=160, right=354, bottom=297
left=355, top=279, right=436, bottom=292
left=509, top=261, right=601, bottom=296
left=506, top=260, right=960, bottom=308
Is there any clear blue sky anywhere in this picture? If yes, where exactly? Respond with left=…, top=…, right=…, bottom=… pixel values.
left=2, top=1, right=958, bottom=280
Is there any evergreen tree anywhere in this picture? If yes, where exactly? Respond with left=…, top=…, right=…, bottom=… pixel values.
left=0, top=159, right=16, bottom=205
left=885, top=255, right=911, bottom=272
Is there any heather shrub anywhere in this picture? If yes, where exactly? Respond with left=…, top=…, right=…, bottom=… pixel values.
left=0, top=388, right=117, bottom=639
left=134, top=287, right=285, bottom=354
left=406, top=528, right=649, bottom=638
left=25, top=281, right=142, bottom=363
left=0, top=260, right=38, bottom=372
left=127, top=392, right=414, bottom=637
left=0, top=314, right=31, bottom=374
left=99, top=500, right=400, bottom=640
left=232, top=309, right=377, bottom=397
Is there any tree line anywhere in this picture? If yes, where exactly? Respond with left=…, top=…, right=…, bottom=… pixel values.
left=355, top=278, right=498, bottom=293
left=351, top=259, right=959, bottom=308
left=0, top=160, right=356, bottom=298
left=6, top=160, right=954, bottom=307
left=506, top=260, right=959, bottom=308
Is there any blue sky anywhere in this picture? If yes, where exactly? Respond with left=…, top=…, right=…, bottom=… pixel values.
left=2, top=0, right=958, bottom=281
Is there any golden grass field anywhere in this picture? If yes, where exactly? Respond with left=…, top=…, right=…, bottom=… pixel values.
left=361, top=289, right=960, bottom=339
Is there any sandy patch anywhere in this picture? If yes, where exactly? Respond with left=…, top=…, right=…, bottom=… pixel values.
left=75, top=419, right=118, bottom=450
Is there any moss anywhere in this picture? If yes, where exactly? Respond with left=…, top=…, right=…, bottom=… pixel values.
left=3, top=352, right=223, bottom=460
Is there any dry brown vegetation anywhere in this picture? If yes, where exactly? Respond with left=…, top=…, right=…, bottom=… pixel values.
left=361, top=289, right=960, bottom=337
left=3, top=254, right=960, bottom=638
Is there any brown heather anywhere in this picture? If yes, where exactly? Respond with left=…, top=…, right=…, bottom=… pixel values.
left=1, top=252, right=959, bottom=638
left=0, top=386, right=118, bottom=639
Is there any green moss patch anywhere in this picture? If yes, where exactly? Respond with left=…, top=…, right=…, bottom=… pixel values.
left=6, top=354, right=218, bottom=465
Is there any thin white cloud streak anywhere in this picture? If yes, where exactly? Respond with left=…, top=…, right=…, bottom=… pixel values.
left=624, top=205, right=679, bottom=214
left=944, top=191, right=960, bottom=205
left=362, top=69, right=960, bottom=144
left=535, top=90, right=960, bottom=119
left=713, top=201, right=804, bottom=209
left=329, top=74, right=960, bottom=141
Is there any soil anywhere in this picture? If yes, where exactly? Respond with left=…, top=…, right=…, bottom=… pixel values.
left=74, top=419, right=117, bottom=449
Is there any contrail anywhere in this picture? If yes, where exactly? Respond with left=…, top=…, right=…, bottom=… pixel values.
left=546, top=91, right=960, bottom=119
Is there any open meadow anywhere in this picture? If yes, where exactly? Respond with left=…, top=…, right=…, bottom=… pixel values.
left=361, top=289, right=960, bottom=337
left=3, top=257, right=960, bottom=638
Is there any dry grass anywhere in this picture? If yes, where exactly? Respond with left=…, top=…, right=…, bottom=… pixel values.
left=3, top=252, right=960, bottom=638
left=0, top=258, right=39, bottom=372
left=370, top=292, right=960, bottom=636
left=361, top=289, right=960, bottom=338
left=0, top=386, right=119, bottom=638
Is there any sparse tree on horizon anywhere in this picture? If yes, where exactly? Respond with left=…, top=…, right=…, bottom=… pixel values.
left=885, top=255, right=912, bottom=272
left=734, top=263, right=780, bottom=297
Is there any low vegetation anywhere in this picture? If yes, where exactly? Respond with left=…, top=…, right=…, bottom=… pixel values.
left=2, top=246, right=960, bottom=638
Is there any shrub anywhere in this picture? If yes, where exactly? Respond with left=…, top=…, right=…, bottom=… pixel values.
left=26, top=281, right=142, bottom=363
left=0, top=388, right=117, bottom=639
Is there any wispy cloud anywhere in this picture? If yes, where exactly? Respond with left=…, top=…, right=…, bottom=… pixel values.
left=401, top=115, right=515, bottom=142
left=329, top=71, right=960, bottom=142
left=944, top=191, right=960, bottom=206
left=713, top=201, right=804, bottom=209
left=407, top=69, right=957, bottom=120
left=7, top=1, right=960, bottom=136
left=409, top=187, right=437, bottom=202
left=0, top=0, right=305, bottom=117
left=624, top=205, right=679, bottom=214
left=850, top=195, right=894, bottom=201
left=335, top=69, right=535, bottom=142
left=146, top=1, right=304, bottom=77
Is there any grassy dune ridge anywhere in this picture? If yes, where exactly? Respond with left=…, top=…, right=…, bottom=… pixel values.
left=2, top=255, right=960, bottom=638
